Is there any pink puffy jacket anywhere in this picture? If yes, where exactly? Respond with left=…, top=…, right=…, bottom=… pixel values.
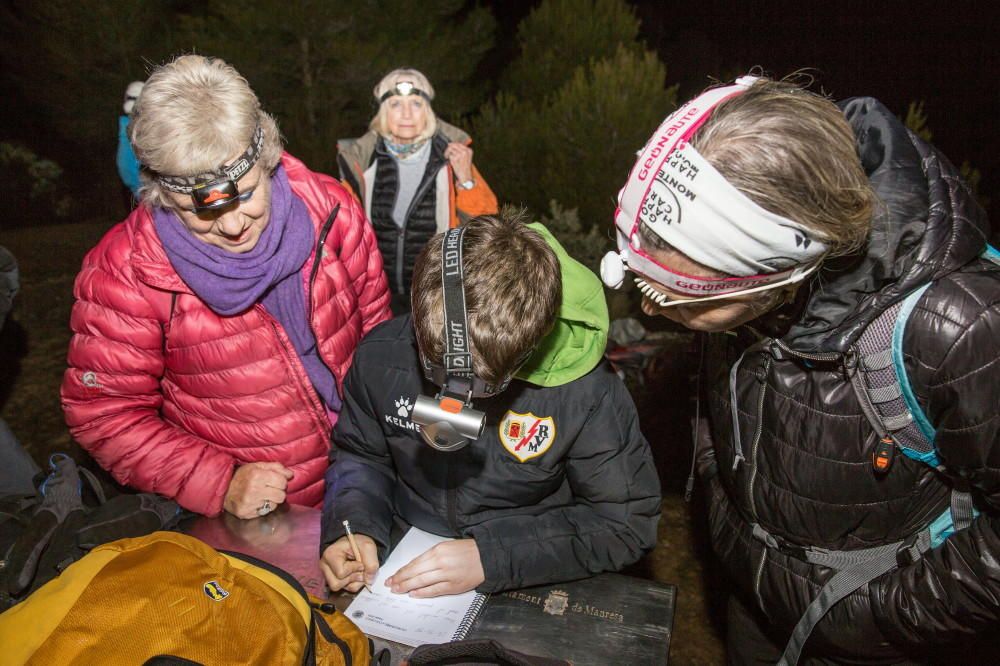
left=61, top=154, right=391, bottom=516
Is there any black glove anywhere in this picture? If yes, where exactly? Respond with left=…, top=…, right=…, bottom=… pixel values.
left=76, top=493, right=181, bottom=549
left=406, top=639, right=570, bottom=666
left=5, top=454, right=86, bottom=596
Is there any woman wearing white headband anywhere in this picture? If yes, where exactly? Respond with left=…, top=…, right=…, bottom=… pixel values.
left=606, top=77, right=1000, bottom=664
left=337, top=68, right=498, bottom=315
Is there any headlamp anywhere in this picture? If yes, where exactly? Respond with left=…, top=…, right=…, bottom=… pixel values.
left=378, top=81, right=432, bottom=104
left=410, top=227, right=491, bottom=452
left=156, top=125, right=264, bottom=213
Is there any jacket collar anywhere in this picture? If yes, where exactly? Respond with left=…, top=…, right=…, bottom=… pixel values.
left=779, top=97, right=990, bottom=354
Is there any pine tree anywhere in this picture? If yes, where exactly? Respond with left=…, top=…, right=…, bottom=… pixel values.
left=182, top=0, right=496, bottom=174
left=472, top=0, right=678, bottom=244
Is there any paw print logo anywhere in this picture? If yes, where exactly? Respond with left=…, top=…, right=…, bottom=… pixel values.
left=395, top=397, right=412, bottom=417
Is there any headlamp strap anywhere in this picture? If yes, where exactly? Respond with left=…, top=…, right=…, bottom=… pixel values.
left=379, top=81, right=431, bottom=104
left=440, top=227, right=474, bottom=385
left=157, top=124, right=265, bottom=194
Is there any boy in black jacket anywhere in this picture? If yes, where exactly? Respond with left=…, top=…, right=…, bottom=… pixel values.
left=320, top=212, right=660, bottom=597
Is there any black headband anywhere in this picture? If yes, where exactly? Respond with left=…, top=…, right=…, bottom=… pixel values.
left=156, top=125, right=265, bottom=194
left=378, top=81, right=432, bottom=104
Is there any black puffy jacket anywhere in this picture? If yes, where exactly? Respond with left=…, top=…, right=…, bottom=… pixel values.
left=367, top=135, right=445, bottom=297
left=699, top=98, right=1000, bottom=661
left=321, top=316, right=661, bottom=594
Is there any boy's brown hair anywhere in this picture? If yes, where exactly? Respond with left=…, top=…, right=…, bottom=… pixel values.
left=411, top=209, right=561, bottom=385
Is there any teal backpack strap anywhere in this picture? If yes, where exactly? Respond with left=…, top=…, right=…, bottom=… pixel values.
left=890, top=285, right=937, bottom=455
left=853, top=283, right=978, bottom=539
left=773, top=256, right=998, bottom=665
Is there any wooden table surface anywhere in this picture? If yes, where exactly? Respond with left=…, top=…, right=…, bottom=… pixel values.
left=183, top=505, right=674, bottom=665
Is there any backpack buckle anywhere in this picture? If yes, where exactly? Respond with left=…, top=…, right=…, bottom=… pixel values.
left=896, top=535, right=922, bottom=567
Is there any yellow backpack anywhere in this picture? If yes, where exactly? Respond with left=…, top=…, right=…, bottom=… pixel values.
left=0, top=531, right=371, bottom=665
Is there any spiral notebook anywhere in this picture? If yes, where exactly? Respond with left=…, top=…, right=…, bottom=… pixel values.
left=344, top=526, right=488, bottom=647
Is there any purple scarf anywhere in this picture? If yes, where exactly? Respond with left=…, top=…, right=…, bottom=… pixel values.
left=154, top=165, right=341, bottom=413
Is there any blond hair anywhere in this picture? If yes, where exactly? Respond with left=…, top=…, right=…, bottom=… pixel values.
left=689, top=76, right=876, bottom=257
left=369, top=68, right=438, bottom=143
left=411, top=210, right=561, bottom=384
left=129, top=55, right=283, bottom=209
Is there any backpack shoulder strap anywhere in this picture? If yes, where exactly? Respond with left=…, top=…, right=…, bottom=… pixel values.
left=852, top=285, right=937, bottom=466
left=984, top=244, right=1000, bottom=266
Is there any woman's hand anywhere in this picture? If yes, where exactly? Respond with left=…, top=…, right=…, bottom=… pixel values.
left=321, top=534, right=378, bottom=593
left=223, top=462, right=294, bottom=519
left=385, top=538, right=485, bottom=598
left=444, top=142, right=474, bottom=185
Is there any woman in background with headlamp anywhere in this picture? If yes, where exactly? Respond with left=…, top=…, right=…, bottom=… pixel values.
left=61, top=55, right=390, bottom=520
left=604, top=76, right=1000, bottom=664
left=337, top=68, right=498, bottom=315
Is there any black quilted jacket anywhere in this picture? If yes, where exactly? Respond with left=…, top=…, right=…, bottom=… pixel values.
left=698, top=98, right=1000, bottom=661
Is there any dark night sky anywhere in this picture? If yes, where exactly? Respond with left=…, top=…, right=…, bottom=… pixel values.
left=637, top=2, right=1000, bottom=199
left=496, top=0, right=1000, bottom=206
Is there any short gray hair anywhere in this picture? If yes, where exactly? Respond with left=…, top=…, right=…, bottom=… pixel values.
left=369, top=68, right=438, bottom=143
left=129, top=55, right=283, bottom=209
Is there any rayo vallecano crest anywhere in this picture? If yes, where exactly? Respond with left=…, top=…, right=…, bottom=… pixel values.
left=499, top=411, right=556, bottom=462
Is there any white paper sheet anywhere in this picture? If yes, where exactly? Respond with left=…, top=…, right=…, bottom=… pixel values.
left=344, top=527, right=487, bottom=647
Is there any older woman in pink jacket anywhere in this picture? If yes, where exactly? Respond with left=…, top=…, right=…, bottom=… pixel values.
left=61, top=55, right=390, bottom=519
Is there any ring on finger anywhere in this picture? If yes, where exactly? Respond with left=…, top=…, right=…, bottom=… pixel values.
left=257, top=498, right=273, bottom=517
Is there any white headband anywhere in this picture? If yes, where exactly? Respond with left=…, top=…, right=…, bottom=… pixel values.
left=613, top=76, right=827, bottom=277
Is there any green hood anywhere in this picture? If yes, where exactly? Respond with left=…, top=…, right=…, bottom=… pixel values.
left=515, top=223, right=609, bottom=387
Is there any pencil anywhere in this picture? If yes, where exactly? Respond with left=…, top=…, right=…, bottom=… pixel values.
left=342, top=520, right=373, bottom=594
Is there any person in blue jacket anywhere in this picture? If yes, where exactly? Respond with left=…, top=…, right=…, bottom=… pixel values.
left=116, top=81, right=144, bottom=197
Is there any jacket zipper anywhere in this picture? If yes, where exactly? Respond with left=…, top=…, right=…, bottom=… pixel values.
left=390, top=143, right=443, bottom=295
left=745, top=356, right=772, bottom=522
left=260, top=202, right=334, bottom=432
left=305, top=206, right=342, bottom=399
left=264, top=314, right=329, bottom=431
left=307, top=205, right=340, bottom=320
left=771, top=337, right=842, bottom=363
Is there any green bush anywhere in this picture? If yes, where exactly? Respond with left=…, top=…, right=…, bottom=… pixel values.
left=473, top=0, right=678, bottom=236
left=0, top=143, right=73, bottom=228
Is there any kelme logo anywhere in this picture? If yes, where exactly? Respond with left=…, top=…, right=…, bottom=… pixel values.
left=203, top=580, right=230, bottom=601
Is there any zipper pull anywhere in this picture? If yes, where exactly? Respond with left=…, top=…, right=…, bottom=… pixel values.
left=872, top=436, right=895, bottom=474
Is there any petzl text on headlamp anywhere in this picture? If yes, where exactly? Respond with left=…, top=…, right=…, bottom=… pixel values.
left=156, top=125, right=264, bottom=212
left=410, top=226, right=487, bottom=452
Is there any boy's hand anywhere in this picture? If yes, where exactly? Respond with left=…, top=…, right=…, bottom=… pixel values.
left=386, top=538, right=485, bottom=598
left=320, top=534, right=378, bottom=593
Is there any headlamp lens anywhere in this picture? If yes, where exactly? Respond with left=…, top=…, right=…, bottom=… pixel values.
left=181, top=182, right=256, bottom=213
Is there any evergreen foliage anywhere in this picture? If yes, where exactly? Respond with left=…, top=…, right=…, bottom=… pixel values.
left=903, top=100, right=933, bottom=142
left=499, top=0, right=642, bottom=102
left=473, top=0, right=677, bottom=247
left=0, top=0, right=494, bottom=212
left=0, top=143, right=73, bottom=227
left=181, top=0, right=496, bottom=175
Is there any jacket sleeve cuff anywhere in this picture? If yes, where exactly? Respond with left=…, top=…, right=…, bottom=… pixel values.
left=319, top=508, right=391, bottom=561
left=175, top=456, right=237, bottom=518
left=471, top=533, right=511, bottom=593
